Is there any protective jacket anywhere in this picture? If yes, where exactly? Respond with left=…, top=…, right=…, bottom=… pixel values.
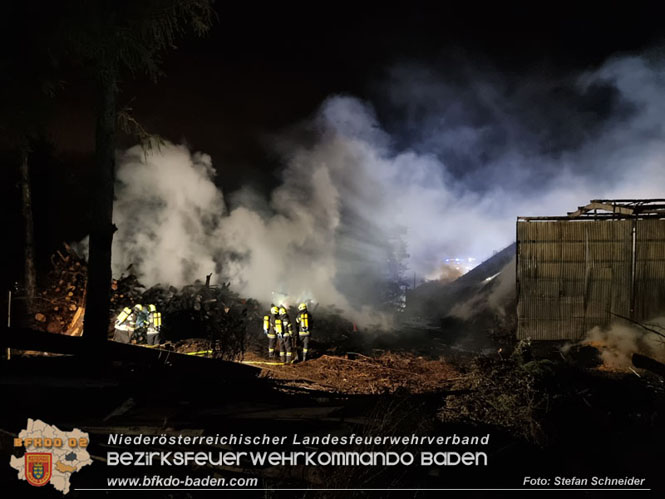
left=263, top=315, right=273, bottom=336
left=295, top=310, right=312, bottom=361
left=115, top=307, right=135, bottom=332
left=145, top=304, right=162, bottom=345
left=296, top=311, right=312, bottom=336
left=145, top=304, right=162, bottom=333
left=264, top=313, right=279, bottom=359
left=277, top=311, right=293, bottom=363
left=115, top=304, right=161, bottom=345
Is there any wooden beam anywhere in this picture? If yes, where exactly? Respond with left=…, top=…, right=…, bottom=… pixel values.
left=0, top=327, right=258, bottom=379
left=521, top=198, right=665, bottom=222
left=588, top=202, right=634, bottom=216
left=568, top=202, right=634, bottom=218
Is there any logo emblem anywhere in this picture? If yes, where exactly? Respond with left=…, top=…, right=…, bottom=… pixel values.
left=25, top=453, right=52, bottom=487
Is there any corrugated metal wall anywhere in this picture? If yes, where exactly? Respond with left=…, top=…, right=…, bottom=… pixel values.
left=634, top=219, right=665, bottom=321
left=517, top=219, right=665, bottom=340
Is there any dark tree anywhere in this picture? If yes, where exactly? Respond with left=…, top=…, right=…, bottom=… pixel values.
left=56, top=0, right=214, bottom=345
left=0, top=4, right=61, bottom=311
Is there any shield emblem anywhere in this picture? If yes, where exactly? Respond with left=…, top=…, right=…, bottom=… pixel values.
left=33, top=463, right=44, bottom=479
left=25, top=453, right=52, bottom=487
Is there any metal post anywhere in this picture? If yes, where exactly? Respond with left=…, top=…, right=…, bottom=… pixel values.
left=630, top=218, right=637, bottom=319
left=6, top=290, right=11, bottom=360
left=515, top=218, right=520, bottom=338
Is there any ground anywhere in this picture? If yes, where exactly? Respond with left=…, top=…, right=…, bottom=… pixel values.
left=250, top=352, right=461, bottom=395
left=1, top=340, right=664, bottom=497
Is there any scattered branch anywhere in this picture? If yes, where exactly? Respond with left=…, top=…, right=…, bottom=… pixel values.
left=609, top=312, right=665, bottom=340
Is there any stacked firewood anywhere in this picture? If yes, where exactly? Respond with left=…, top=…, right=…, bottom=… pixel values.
left=110, top=274, right=145, bottom=310
left=110, top=275, right=259, bottom=360
left=32, top=244, right=259, bottom=359
left=34, top=243, right=87, bottom=335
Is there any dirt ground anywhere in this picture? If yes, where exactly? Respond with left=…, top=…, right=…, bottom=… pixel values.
left=169, top=337, right=463, bottom=395
left=3, top=336, right=665, bottom=494
left=243, top=351, right=461, bottom=394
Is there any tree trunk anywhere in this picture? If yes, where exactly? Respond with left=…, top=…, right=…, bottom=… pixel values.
left=19, top=146, right=37, bottom=311
left=83, top=67, right=117, bottom=346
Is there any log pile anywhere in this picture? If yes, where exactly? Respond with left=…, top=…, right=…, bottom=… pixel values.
left=33, top=243, right=87, bottom=335
left=110, top=274, right=145, bottom=310
left=30, top=245, right=263, bottom=360
left=110, top=276, right=261, bottom=360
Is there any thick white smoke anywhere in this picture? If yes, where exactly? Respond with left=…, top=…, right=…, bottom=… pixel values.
left=570, top=318, right=665, bottom=370
left=111, top=53, right=665, bottom=319
left=113, top=146, right=223, bottom=286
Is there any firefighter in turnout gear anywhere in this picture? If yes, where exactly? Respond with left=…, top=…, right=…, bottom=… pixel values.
left=113, top=304, right=161, bottom=345
left=296, top=302, right=313, bottom=361
left=278, top=305, right=294, bottom=364
left=145, top=304, right=162, bottom=345
left=113, top=306, right=135, bottom=343
left=264, top=305, right=279, bottom=359
left=131, top=304, right=150, bottom=344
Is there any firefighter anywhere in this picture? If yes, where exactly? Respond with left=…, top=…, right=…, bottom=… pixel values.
left=130, top=304, right=150, bottom=344
left=277, top=305, right=294, bottom=364
left=146, top=304, right=162, bottom=345
left=113, top=306, right=135, bottom=343
left=264, top=305, right=279, bottom=359
left=114, top=304, right=160, bottom=345
left=295, top=302, right=313, bottom=361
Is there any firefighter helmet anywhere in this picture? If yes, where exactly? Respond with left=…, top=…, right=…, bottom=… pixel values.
left=270, top=305, right=279, bottom=315
left=134, top=304, right=143, bottom=311
left=298, top=302, right=307, bottom=311
left=279, top=306, right=287, bottom=315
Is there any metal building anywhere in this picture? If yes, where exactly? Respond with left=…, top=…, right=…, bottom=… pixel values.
left=517, top=200, right=665, bottom=340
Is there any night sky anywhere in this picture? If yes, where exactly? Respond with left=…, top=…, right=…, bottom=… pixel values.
left=46, top=2, right=665, bottom=187
left=2, top=1, right=665, bottom=287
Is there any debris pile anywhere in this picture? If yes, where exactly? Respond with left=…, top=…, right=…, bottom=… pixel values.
left=259, top=352, right=460, bottom=394
left=439, top=352, right=557, bottom=444
left=296, top=305, right=358, bottom=353
left=28, top=245, right=257, bottom=360
left=33, top=243, right=87, bottom=335
left=110, top=274, right=145, bottom=309
left=110, top=275, right=260, bottom=360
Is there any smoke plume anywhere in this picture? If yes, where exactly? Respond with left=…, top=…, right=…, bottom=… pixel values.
left=110, top=52, right=665, bottom=319
left=575, top=318, right=665, bottom=369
